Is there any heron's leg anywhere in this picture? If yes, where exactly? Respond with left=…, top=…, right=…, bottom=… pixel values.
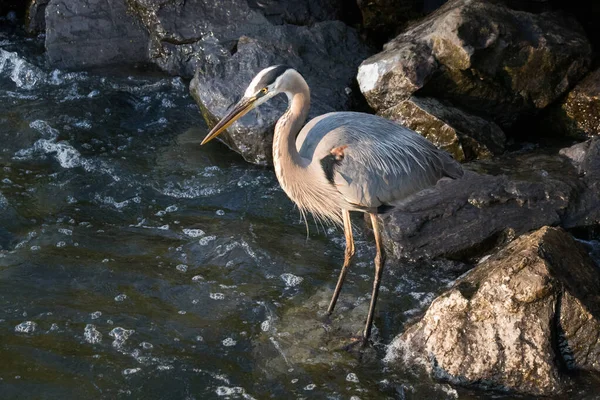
left=327, top=209, right=355, bottom=315
left=363, top=213, right=386, bottom=342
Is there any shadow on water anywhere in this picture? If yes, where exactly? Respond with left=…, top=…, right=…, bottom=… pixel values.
left=1, top=25, right=600, bottom=400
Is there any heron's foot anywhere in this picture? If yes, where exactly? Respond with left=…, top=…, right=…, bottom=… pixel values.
left=339, top=335, right=369, bottom=352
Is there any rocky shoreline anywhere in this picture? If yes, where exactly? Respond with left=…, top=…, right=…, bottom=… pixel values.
left=6, top=0, right=600, bottom=395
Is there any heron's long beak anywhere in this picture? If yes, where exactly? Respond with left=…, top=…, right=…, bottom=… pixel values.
left=201, top=96, right=257, bottom=145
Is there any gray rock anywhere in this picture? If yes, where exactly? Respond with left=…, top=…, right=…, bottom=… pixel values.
left=380, top=150, right=580, bottom=260
left=190, top=22, right=371, bottom=165
left=45, top=0, right=149, bottom=68
left=126, top=0, right=355, bottom=78
left=380, top=96, right=505, bottom=161
left=358, top=0, right=592, bottom=128
left=386, top=226, right=600, bottom=395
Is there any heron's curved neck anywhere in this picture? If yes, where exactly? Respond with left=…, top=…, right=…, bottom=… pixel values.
left=273, top=75, right=310, bottom=175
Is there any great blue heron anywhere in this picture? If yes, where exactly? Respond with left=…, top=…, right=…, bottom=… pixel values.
left=201, top=65, right=463, bottom=344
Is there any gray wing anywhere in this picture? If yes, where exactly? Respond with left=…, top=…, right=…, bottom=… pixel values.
left=297, top=112, right=463, bottom=210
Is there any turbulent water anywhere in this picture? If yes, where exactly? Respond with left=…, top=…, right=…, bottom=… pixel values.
left=1, top=25, right=600, bottom=400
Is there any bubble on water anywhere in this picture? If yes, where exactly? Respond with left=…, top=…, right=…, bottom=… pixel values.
left=199, top=235, right=216, bottom=246
left=165, top=205, right=178, bottom=212
left=222, top=338, right=236, bottom=347
left=291, top=379, right=298, bottom=384
left=192, top=275, right=204, bottom=282
left=30, top=245, right=40, bottom=251
left=178, top=310, right=186, bottom=315
left=90, top=311, right=102, bottom=319
left=84, top=324, right=102, bottom=344
left=49, top=323, right=59, bottom=332
left=114, top=294, right=127, bottom=302
left=122, top=368, right=141, bottom=375
left=87, top=90, right=100, bottom=98
left=182, top=228, right=205, bottom=238
left=176, top=264, right=188, bottom=272
left=196, top=335, right=204, bottom=342
left=15, top=321, right=37, bottom=333
left=260, top=320, right=270, bottom=332
left=304, top=384, right=316, bottom=391
left=280, top=273, right=303, bottom=287
left=140, top=342, right=153, bottom=350
left=215, top=387, right=247, bottom=397
left=346, top=373, right=359, bottom=383
left=350, top=397, right=361, bottom=400
left=157, top=365, right=173, bottom=371
left=210, top=293, right=224, bottom=300
left=158, top=225, right=169, bottom=230
left=109, top=327, right=134, bottom=348
left=58, top=228, right=73, bottom=235
left=56, top=241, right=66, bottom=248
left=216, top=209, right=225, bottom=216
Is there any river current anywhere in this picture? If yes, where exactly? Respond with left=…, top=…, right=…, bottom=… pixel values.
left=1, top=24, right=600, bottom=400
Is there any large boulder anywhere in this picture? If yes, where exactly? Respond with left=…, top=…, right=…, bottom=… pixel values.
left=190, top=22, right=371, bottom=165
left=45, top=0, right=149, bottom=68
left=357, top=0, right=592, bottom=129
left=380, top=149, right=581, bottom=260
left=385, top=226, right=600, bottom=395
left=126, top=0, right=356, bottom=78
left=25, top=0, right=50, bottom=34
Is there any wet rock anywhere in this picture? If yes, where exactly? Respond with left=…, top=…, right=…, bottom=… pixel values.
left=358, top=0, right=592, bottom=128
left=25, top=0, right=50, bottom=34
left=553, top=68, right=600, bottom=138
left=386, top=226, right=600, bottom=395
left=381, top=149, right=582, bottom=260
left=561, top=138, right=600, bottom=235
left=45, top=0, right=149, bottom=68
left=380, top=96, right=505, bottom=161
left=190, top=22, right=370, bottom=165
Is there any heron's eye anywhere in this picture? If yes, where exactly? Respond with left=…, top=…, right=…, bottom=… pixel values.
left=261, top=88, right=268, bottom=94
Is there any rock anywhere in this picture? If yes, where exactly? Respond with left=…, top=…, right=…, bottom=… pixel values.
left=127, top=0, right=357, bottom=78
left=190, top=22, right=370, bottom=165
left=381, top=149, right=582, bottom=260
left=25, top=0, right=50, bottom=34
left=357, top=0, right=592, bottom=128
left=380, top=96, right=505, bottom=161
left=553, top=68, right=600, bottom=138
left=561, top=138, right=600, bottom=235
left=385, top=226, right=600, bottom=395
left=45, top=0, right=149, bottom=68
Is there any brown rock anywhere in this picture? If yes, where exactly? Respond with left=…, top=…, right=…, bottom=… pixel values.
left=380, top=96, right=505, bottom=161
left=386, top=226, right=600, bottom=395
left=555, top=68, right=600, bottom=138
left=357, top=0, right=592, bottom=128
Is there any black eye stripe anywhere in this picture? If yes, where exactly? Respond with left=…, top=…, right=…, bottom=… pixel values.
left=256, top=65, right=292, bottom=88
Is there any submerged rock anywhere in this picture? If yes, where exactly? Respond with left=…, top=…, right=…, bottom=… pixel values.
left=386, top=226, right=600, bottom=395
left=358, top=0, right=591, bottom=128
left=45, top=0, right=149, bottom=68
left=190, top=22, right=370, bottom=165
left=380, top=96, right=505, bottom=161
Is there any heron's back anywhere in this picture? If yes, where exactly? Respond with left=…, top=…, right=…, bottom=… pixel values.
left=296, top=112, right=463, bottom=210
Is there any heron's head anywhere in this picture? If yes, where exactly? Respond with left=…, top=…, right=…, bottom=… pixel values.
left=201, top=65, right=294, bottom=145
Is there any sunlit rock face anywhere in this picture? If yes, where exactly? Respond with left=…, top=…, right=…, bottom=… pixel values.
left=357, top=0, right=591, bottom=153
left=550, top=69, right=600, bottom=139
left=379, top=96, right=505, bottom=161
left=386, top=227, right=600, bottom=396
